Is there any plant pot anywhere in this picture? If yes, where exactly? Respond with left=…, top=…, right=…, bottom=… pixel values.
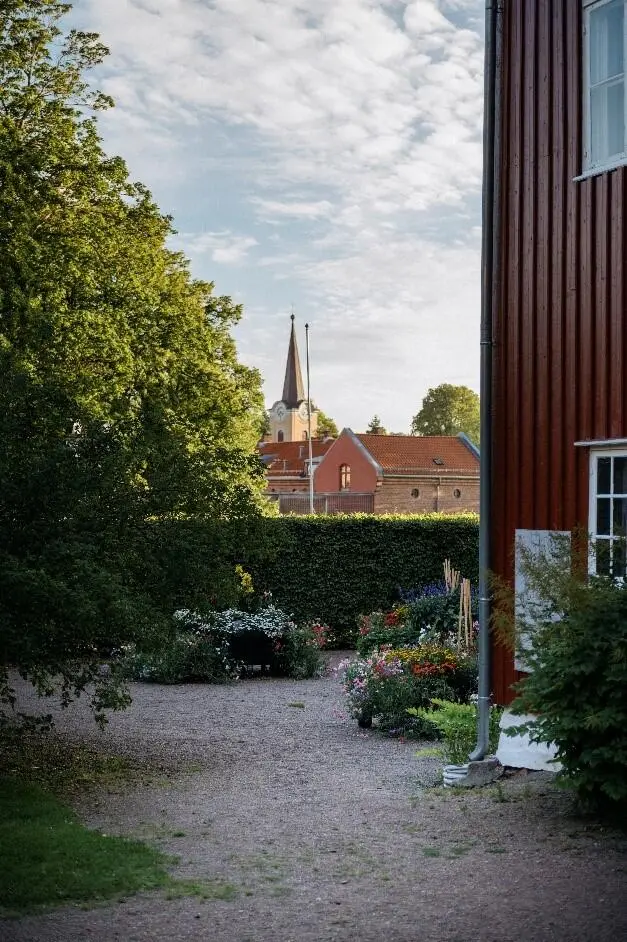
left=442, top=763, right=469, bottom=787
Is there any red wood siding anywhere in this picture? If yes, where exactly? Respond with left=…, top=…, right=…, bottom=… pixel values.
left=492, top=0, right=627, bottom=703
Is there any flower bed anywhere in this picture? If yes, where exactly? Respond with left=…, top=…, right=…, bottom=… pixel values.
left=338, top=645, right=477, bottom=738
left=356, top=582, right=478, bottom=657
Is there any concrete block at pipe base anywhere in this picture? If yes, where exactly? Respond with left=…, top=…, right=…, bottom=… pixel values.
left=496, top=709, right=561, bottom=772
left=450, top=757, right=504, bottom=788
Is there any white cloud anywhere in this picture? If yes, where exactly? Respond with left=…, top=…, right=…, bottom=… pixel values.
left=175, top=231, right=258, bottom=265
left=251, top=198, right=334, bottom=220
left=74, top=0, right=486, bottom=431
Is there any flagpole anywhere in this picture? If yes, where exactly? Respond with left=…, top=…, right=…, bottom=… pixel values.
left=305, top=322, right=314, bottom=514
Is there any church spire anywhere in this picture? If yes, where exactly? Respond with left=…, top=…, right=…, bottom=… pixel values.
left=282, top=313, right=305, bottom=407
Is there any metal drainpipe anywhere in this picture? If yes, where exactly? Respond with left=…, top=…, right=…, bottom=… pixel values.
left=469, top=0, right=503, bottom=762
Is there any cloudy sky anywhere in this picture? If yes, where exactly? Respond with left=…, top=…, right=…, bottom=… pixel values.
left=71, top=0, right=485, bottom=433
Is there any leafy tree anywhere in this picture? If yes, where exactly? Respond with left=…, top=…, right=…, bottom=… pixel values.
left=411, top=385, right=480, bottom=443
left=366, top=415, right=387, bottom=435
left=259, top=411, right=271, bottom=440
left=314, top=407, right=338, bottom=438
left=0, top=0, right=267, bottom=722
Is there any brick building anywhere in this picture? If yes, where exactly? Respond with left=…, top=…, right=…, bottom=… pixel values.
left=259, top=438, right=335, bottom=506
left=315, top=429, right=480, bottom=515
left=259, top=428, right=479, bottom=515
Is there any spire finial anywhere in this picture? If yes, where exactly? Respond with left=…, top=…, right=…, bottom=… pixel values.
left=290, top=313, right=295, bottom=322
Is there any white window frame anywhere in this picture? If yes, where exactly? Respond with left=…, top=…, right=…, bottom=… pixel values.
left=588, top=447, right=627, bottom=578
left=581, top=0, right=627, bottom=177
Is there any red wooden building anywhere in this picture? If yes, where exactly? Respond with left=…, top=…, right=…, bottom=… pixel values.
left=487, top=0, right=627, bottom=708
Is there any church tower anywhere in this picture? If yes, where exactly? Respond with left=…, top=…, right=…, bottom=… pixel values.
left=269, top=315, right=318, bottom=443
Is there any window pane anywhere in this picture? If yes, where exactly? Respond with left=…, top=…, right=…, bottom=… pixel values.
left=614, top=457, right=627, bottom=494
left=595, top=538, right=612, bottom=574
left=613, top=497, right=627, bottom=536
left=591, top=80, right=625, bottom=163
left=614, top=538, right=627, bottom=577
left=598, top=456, right=612, bottom=493
left=597, top=497, right=612, bottom=534
left=590, top=0, right=624, bottom=84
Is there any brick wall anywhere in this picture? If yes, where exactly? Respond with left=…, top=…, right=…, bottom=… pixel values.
left=266, top=479, right=309, bottom=495
left=314, top=431, right=378, bottom=493
left=374, top=476, right=479, bottom=515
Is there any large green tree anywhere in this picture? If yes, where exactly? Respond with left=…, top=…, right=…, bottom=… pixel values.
left=313, top=406, right=339, bottom=438
left=0, top=0, right=267, bottom=721
left=410, top=385, right=480, bottom=444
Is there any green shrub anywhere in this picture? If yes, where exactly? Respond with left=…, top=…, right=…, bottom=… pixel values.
left=122, top=607, right=328, bottom=683
left=273, top=622, right=328, bottom=680
left=121, top=633, right=238, bottom=685
left=410, top=699, right=502, bottom=765
left=509, top=571, right=627, bottom=813
left=246, top=514, right=479, bottom=646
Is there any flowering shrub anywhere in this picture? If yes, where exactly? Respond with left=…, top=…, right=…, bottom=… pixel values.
left=357, top=584, right=478, bottom=656
left=274, top=621, right=329, bottom=679
left=122, top=606, right=327, bottom=683
left=338, top=649, right=455, bottom=738
left=173, top=605, right=293, bottom=640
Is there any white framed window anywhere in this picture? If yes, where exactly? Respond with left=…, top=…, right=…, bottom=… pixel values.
left=588, top=448, right=627, bottom=577
left=583, top=0, right=627, bottom=174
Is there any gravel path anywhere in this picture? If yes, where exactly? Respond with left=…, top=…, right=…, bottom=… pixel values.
left=3, top=657, right=627, bottom=942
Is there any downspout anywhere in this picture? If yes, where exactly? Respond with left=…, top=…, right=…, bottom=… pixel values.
left=469, top=0, right=503, bottom=762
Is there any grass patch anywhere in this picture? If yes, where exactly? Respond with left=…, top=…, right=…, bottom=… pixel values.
left=0, top=723, right=157, bottom=797
left=164, top=879, right=238, bottom=901
left=287, top=702, right=306, bottom=709
left=422, top=846, right=442, bottom=858
left=447, top=842, right=475, bottom=858
left=0, top=778, right=239, bottom=916
left=0, top=777, right=172, bottom=916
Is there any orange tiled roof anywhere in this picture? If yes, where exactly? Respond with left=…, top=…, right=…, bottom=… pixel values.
left=356, top=434, right=479, bottom=475
left=258, top=439, right=335, bottom=478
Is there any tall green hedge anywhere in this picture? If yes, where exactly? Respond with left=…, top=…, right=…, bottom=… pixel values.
left=243, top=514, right=479, bottom=646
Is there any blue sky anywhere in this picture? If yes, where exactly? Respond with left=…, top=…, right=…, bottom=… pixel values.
left=71, top=0, right=485, bottom=433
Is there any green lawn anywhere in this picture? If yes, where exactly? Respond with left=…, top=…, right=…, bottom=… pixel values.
left=0, top=777, right=173, bottom=915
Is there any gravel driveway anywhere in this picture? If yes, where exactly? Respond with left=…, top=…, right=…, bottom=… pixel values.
left=3, top=657, right=627, bottom=942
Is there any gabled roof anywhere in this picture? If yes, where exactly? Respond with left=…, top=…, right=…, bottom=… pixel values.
left=282, top=315, right=305, bottom=408
left=258, top=438, right=334, bottom=478
left=355, top=433, right=479, bottom=475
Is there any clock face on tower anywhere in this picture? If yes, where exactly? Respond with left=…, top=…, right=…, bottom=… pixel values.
left=275, top=402, right=287, bottom=420
left=298, top=402, right=309, bottom=421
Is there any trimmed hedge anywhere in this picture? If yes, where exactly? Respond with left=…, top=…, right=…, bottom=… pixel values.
left=244, top=514, right=478, bottom=646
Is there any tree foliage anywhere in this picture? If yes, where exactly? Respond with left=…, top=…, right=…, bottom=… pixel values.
left=0, top=0, right=266, bottom=721
left=411, top=385, right=480, bottom=443
left=314, top=407, right=339, bottom=438
left=366, top=415, right=386, bottom=435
